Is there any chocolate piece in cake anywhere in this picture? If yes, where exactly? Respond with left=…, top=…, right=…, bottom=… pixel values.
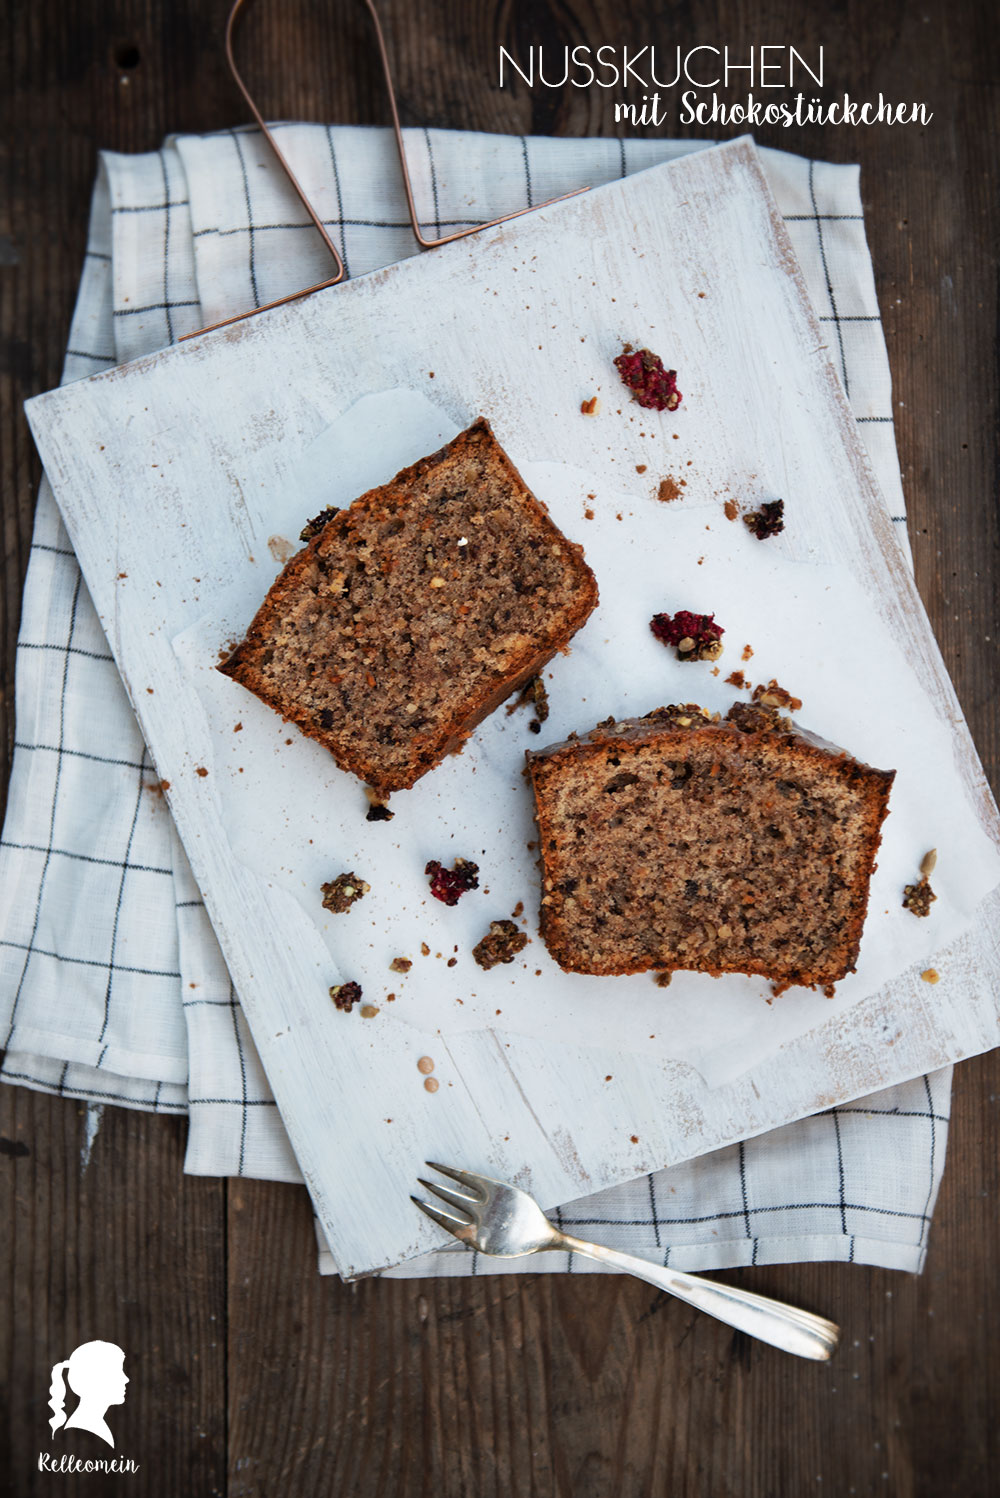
left=219, top=419, right=598, bottom=795
left=526, top=703, right=894, bottom=987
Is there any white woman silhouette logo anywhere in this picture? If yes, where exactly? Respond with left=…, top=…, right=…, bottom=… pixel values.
left=48, top=1341, right=129, bottom=1448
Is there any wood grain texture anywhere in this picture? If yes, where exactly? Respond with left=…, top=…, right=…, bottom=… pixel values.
left=2, top=0, right=998, bottom=1494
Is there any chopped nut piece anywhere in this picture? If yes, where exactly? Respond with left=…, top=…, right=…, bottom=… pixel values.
left=752, top=678, right=803, bottom=713
left=321, top=872, right=370, bottom=913
left=425, top=857, right=480, bottom=906
left=903, top=875, right=937, bottom=917
left=657, top=476, right=682, bottom=503
left=920, top=848, right=938, bottom=877
left=472, top=919, right=529, bottom=970
left=299, top=504, right=340, bottom=542
left=390, top=956, right=413, bottom=974
left=360, top=1004, right=380, bottom=1018
left=743, top=499, right=785, bottom=540
left=330, top=980, right=363, bottom=1012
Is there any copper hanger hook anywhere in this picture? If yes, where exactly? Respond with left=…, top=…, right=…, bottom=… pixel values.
left=182, top=0, right=587, bottom=340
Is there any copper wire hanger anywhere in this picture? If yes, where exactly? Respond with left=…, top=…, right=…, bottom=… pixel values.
left=182, top=0, right=586, bottom=338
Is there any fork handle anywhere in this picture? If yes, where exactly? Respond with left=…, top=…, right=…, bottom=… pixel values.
left=555, top=1234, right=839, bottom=1361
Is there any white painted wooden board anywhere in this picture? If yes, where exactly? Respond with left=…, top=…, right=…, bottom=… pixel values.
left=25, top=139, right=1000, bottom=1277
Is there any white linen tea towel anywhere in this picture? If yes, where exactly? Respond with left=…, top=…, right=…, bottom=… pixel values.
left=0, top=127, right=951, bottom=1277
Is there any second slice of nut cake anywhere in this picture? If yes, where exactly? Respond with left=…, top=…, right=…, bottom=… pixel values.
left=526, top=704, right=894, bottom=987
left=219, top=419, right=598, bottom=794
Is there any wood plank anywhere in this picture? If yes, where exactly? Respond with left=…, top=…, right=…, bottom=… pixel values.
left=0, top=1085, right=227, bottom=1496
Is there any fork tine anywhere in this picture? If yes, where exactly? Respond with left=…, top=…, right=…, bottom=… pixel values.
left=411, top=1194, right=471, bottom=1235
left=417, top=1176, right=479, bottom=1215
left=425, top=1160, right=487, bottom=1196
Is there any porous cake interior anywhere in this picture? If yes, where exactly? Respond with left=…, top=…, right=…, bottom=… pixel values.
left=225, top=424, right=595, bottom=790
left=532, top=730, right=886, bottom=983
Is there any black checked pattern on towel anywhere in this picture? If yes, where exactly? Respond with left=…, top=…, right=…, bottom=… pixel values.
left=368, top=1069, right=953, bottom=1280
left=0, top=128, right=945, bottom=1277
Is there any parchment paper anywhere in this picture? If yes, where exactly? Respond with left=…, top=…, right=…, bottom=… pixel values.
left=172, top=389, right=1000, bottom=1088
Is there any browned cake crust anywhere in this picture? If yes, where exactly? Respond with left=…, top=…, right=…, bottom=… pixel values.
left=526, top=704, right=894, bottom=988
left=219, top=418, right=598, bottom=794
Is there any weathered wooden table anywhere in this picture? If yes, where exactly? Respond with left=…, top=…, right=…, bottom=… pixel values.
left=2, top=2, right=998, bottom=1493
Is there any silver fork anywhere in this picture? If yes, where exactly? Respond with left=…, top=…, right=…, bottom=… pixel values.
left=413, top=1162, right=839, bottom=1361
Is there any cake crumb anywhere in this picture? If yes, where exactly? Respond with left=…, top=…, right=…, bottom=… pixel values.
left=424, top=1077, right=440, bottom=1093
left=512, top=900, right=525, bottom=919
left=636, top=464, right=647, bottom=474
left=417, top=1056, right=435, bottom=1075
left=420, top=942, right=431, bottom=956
left=723, top=498, right=740, bottom=522
left=657, top=476, right=682, bottom=503
left=506, top=675, right=549, bottom=727
left=233, top=722, right=243, bottom=732
left=299, top=504, right=341, bottom=542
left=654, top=971, right=672, bottom=988
left=630, top=1134, right=639, bottom=1144
left=725, top=670, right=747, bottom=690
left=921, top=968, right=940, bottom=984
left=823, top=984, right=836, bottom=998
left=903, top=875, right=937, bottom=917
left=195, top=766, right=209, bottom=777
left=330, top=981, right=363, bottom=1012
left=321, top=872, right=370, bottom=913
left=741, top=643, right=754, bottom=662
left=359, top=1004, right=380, bottom=1019
left=580, top=396, right=600, bottom=415
left=390, top=957, right=412, bottom=974
left=752, top=678, right=803, bottom=713
left=473, top=920, right=529, bottom=970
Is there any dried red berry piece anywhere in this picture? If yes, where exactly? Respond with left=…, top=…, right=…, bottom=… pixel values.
left=330, top=980, right=363, bottom=1012
left=614, top=347, right=682, bottom=412
left=425, top=857, right=480, bottom=906
left=650, top=610, right=724, bottom=662
left=743, top=499, right=785, bottom=540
